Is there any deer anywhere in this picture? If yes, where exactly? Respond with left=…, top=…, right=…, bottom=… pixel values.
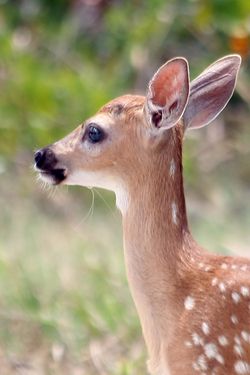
left=34, top=54, right=250, bottom=375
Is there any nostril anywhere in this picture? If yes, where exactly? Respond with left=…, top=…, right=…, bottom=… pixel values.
left=34, top=149, right=46, bottom=168
left=35, top=150, right=42, bottom=163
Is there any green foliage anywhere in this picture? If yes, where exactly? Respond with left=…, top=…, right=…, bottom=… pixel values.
left=0, top=0, right=249, bottom=160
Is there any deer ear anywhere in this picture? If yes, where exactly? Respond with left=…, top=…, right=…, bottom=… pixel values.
left=145, top=57, right=190, bottom=130
left=183, top=55, right=241, bottom=130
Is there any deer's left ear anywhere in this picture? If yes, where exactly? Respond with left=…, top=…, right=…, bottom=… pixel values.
left=145, top=57, right=190, bottom=130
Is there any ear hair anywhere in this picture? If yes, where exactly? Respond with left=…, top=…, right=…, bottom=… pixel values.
left=145, top=57, right=190, bottom=131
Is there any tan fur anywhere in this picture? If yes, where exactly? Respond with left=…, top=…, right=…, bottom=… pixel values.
left=39, top=88, right=250, bottom=375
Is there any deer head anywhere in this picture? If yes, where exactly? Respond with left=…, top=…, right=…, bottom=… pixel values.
left=34, top=55, right=241, bottom=215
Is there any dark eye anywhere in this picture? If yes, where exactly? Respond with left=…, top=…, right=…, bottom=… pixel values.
left=87, top=125, right=104, bottom=143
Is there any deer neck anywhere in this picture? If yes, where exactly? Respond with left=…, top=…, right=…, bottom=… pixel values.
left=120, top=128, right=198, bottom=338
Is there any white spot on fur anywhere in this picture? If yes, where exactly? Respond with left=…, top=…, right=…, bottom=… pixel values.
left=197, top=354, right=208, bottom=371
left=232, top=264, right=237, bottom=270
left=216, top=354, right=225, bottom=364
left=212, top=277, right=218, bottom=286
left=169, top=159, right=176, bottom=177
left=204, top=265, right=211, bottom=271
left=219, top=282, right=226, bottom=293
left=185, top=341, right=193, bottom=348
left=221, top=263, right=228, bottom=269
left=192, top=362, right=199, bottom=371
left=235, top=336, right=241, bottom=345
left=234, top=360, right=250, bottom=374
left=241, top=331, right=250, bottom=343
left=218, top=335, right=228, bottom=346
left=241, top=265, right=247, bottom=271
left=184, top=296, right=195, bottom=310
left=192, top=332, right=204, bottom=346
left=232, top=292, right=241, bottom=304
left=204, top=343, right=220, bottom=360
left=231, top=315, right=239, bottom=324
left=202, top=322, right=210, bottom=336
left=234, top=344, right=244, bottom=357
left=240, top=286, right=250, bottom=297
left=172, top=202, right=178, bottom=225
left=203, top=342, right=225, bottom=365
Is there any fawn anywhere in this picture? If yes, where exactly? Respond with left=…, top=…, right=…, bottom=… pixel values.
left=34, top=55, right=250, bottom=375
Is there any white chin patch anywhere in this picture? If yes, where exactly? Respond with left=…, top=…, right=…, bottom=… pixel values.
left=38, top=172, right=56, bottom=185
left=66, top=170, right=129, bottom=215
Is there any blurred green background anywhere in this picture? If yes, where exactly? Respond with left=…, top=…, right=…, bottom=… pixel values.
left=0, top=0, right=250, bottom=374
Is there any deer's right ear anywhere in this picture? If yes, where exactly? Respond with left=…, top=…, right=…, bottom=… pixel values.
left=145, top=57, right=190, bottom=130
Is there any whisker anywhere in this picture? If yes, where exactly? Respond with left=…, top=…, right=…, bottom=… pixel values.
left=93, top=188, right=116, bottom=220
left=73, top=188, right=95, bottom=232
left=47, top=185, right=57, bottom=199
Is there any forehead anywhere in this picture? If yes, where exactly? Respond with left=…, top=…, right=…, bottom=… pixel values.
left=100, top=94, right=145, bottom=114
left=92, top=95, right=145, bottom=129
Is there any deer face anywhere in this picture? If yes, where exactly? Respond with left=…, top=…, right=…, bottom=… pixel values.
left=34, top=58, right=190, bottom=192
left=34, top=95, right=152, bottom=195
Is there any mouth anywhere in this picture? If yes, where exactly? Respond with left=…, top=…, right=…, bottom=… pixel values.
left=37, top=168, right=67, bottom=185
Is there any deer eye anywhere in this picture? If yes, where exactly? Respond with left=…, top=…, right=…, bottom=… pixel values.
left=87, top=124, right=105, bottom=143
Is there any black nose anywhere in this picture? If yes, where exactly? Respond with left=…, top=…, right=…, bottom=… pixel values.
left=34, top=148, right=57, bottom=170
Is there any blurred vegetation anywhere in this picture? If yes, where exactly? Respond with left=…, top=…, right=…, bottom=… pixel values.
left=1, top=0, right=250, bottom=159
left=0, top=0, right=250, bottom=374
